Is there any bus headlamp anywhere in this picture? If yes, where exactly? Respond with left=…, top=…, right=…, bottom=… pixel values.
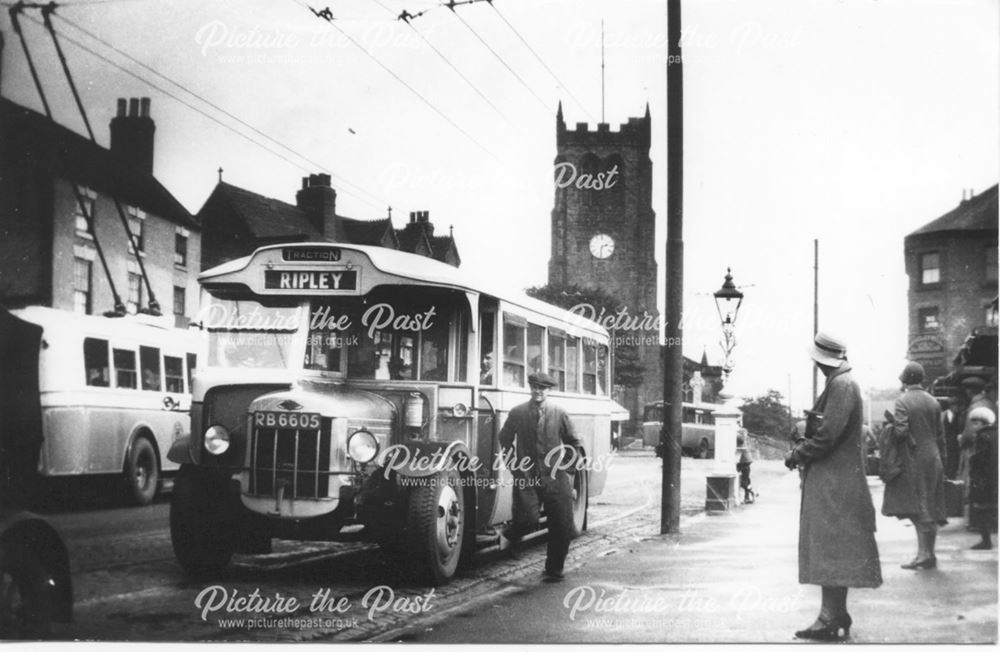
left=347, top=429, right=378, bottom=464
left=451, top=402, right=469, bottom=418
left=204, top=425, right=231, bottom=455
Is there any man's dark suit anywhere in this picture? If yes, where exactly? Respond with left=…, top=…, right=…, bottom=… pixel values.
left=498, top=398, right=583, bottom=576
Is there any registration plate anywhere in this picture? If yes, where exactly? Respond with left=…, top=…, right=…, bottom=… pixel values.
left=254, top=411, right=321, bottom=429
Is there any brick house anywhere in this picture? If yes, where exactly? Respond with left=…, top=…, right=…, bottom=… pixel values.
left=197, top=174, right=461, bottom=271
left=0, top=97, right=201, bottom=327
left=904, top=184, right=998, bottom=383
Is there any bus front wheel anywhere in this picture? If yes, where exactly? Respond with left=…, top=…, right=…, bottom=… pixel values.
left=407, top=469, right=464, bottom=585
left=125, top=437, right=159, bottom=506
left=170, top=465, right=234, bottom=576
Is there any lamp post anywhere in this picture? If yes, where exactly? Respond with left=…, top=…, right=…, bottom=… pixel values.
left=713, top=268, right=744, bottom=388
left=705, top=269, right=744, bottom=512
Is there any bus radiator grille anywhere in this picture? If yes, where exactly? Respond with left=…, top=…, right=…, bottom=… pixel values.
left=249, top=423, right=331, bottom=499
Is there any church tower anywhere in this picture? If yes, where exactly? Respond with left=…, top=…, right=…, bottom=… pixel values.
left=548, top=103, right=660, bottom=426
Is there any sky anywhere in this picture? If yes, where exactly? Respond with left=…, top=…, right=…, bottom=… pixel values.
left=0, top=0, right=996, bottom=412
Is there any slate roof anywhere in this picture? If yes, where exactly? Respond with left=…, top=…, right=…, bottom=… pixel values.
left=208, top=183, right=398, bottom=248
left=1, top=98, right=197, bottom=229
left=908, top=184, right=999, bottom=237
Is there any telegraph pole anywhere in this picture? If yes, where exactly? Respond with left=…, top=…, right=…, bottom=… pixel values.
left=812, top=239, right=819, bottom=403
left=661, top=0, right=683, bottom=534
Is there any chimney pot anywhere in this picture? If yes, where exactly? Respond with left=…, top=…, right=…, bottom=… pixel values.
left=318, top=173, right=331, bottom=187
left=116, top=98, right=126, bottom=117
left=302, top=177, right=309, bottom=190
left=139, top=97, right=150, bottom=117
left=409, top=211, right=417, bottom=223
left=128, top=98, right=139, bottom=117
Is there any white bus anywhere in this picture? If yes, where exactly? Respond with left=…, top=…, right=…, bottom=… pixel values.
left=13, top=306, right=200, bottom=505
left=169, top=243, right=614, bottom=584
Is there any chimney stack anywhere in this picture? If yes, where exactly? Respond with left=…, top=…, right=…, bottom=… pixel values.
left=296, top=173, right=338, bottom=240
left=110, top=96, right=156, bottom=175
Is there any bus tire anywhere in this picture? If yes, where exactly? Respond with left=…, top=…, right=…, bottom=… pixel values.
left=697, top=439, right=710, bottom=459
left=0, top=540, right=55, bottom=639
left=170, top=465, right=234, bottom=576
left=125, top=437, right=159, bottom=506
left=571, top=471, right=589, bottom=536
left=406, top=468, right=464, bottom=585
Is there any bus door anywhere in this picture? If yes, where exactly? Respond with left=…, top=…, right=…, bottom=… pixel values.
left=474, top=304, right=501, bottom=530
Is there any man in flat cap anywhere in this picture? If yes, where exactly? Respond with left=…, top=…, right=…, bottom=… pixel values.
left=498, top=371, right=583, bottom=581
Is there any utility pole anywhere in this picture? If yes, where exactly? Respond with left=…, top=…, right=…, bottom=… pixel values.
left=661, top=0, right=683, bottom=534
left=812, top=239, right=819, bottom=403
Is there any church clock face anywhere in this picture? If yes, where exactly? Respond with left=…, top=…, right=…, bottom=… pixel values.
left=589, top=233, right=615, bottom=259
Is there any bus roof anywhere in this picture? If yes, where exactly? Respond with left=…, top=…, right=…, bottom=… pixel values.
left=200, top=243, right=609, bottom=340
left=12, top=306, right=198, bottom=345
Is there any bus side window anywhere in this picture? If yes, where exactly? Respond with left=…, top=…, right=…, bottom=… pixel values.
left=164, top=355, right=184, bottom=393
left=114, top=348, right=137, bottom=389
left=186, top=353, right=196, bottom=390
left=140, top=346, right=162, bottom=391
left=84, top=338, right=110, bottom=387
left=479, top=312, right=496, bottom=385
left=502, top=315, right=526, bottom=387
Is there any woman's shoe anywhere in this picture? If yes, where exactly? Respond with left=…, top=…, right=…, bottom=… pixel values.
left=794, top=613, right=852, bottom=641
left=971, top=540, right=992, bottom=550
left=901, top=556, right=937, bottom=570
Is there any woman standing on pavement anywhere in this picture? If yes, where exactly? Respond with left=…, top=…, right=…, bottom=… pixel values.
left=880, top=362, right=948, bottom=569
left=784, top=332, right=882, bottom=641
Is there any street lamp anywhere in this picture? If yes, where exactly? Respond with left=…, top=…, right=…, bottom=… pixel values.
left=713, top=268, right=744, bottom=385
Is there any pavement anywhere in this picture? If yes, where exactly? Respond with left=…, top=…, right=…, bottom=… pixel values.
left=388, top=458, right=998, bottom=644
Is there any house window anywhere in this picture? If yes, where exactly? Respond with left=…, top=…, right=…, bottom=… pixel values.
left=175, top=228, right=189, bottom=267
left=986, top=247, right=998, bottom=283
left=127, top=206, right=146, bottom=254
left=919, top=252, right=940, bottom=285
left=918, top=306, right=940, bottom=333
left=73, top=257, right=92, bottom=314
left=74, top=185, right=96, bottom=236
left=173, top=285, right=186, bottom=318
left=127, top=272, right=143, bottom=314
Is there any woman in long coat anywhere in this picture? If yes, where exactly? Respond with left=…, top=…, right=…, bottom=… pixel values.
left=785, top=332, right=882, bottom=641
left=881, top=361, right=947, bottom=568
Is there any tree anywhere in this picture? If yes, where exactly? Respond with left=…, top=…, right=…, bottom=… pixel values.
left=525, top=283, right=644, bottom=388
left=739, top=390, right=793, bottom=439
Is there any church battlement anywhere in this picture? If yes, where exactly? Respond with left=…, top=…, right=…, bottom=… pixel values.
left=556, top=102, right=651, bottom=150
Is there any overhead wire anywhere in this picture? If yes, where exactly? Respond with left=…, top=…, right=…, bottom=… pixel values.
left=290, top=0, right=499, bottom=160
left=42, top=4, right=160, bottom=313
left=51, top=12, right=388, bottom=208
left=444, top=4, right=551, bottom=113
left=368, top=0, right=520, bottom=133
left=7, top=4, right=126, bottom=314
left=16, top=11, right=387, bottom=211
left=487, top=2, right=593, bottom=121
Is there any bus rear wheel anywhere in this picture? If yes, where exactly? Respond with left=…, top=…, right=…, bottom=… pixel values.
left=125, top=437, right=159, bottom=506
left=170, top=465, right=234, bottom=576
left=407, top=469, right=464, bottom=585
